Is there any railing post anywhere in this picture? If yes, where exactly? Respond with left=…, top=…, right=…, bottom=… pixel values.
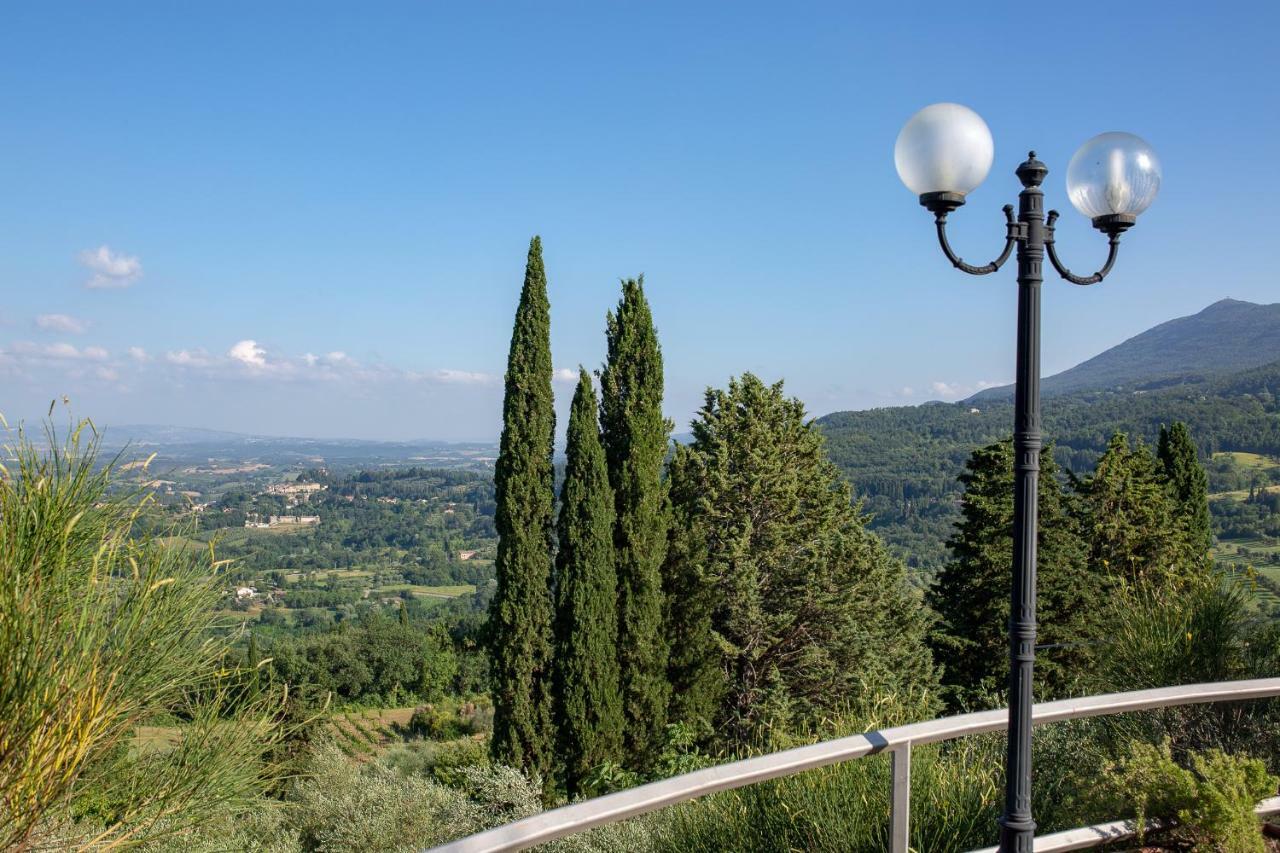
left=891, top=742, right=911, bottom=853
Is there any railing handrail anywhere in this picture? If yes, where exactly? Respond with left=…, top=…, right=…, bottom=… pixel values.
left=429, top=677, right=1280, bottom=853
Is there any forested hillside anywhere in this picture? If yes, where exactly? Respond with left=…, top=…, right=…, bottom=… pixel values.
left=819, top=358, right=1280, bottom=570
left=973, top=298, right=1280, bottom=400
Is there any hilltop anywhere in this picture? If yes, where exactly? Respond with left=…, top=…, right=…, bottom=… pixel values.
left=972, top=299, right=1280, bottom=400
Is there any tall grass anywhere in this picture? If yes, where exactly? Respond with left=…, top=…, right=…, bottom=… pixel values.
left=0, top=420, right=283, bottom=849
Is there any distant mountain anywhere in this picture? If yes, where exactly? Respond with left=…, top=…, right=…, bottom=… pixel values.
left=972, top=298, right=1280, bottom=400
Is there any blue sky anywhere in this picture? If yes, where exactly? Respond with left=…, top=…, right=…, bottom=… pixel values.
left=2, top=2, right=1276, bottom=441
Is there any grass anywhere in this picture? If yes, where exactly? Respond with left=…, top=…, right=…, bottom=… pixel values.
left=371, top=583, right=476, bottom=599
left=282, top=568, right=373, bottom=583
left=1213, top=451, right=1280, bottom=471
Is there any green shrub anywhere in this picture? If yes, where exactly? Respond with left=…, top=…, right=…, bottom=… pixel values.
left=381, top=736, right=491, bottom=786
left=1095, top=739, right=1278, bottom=852
left=0, top=422, right=283, bottom=849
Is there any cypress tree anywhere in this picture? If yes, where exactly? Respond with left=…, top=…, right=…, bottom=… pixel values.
left=1075, top=432, right=1199, bottom=589
left=666, top=374, right=936, bottom=745
left=552, top=369, right=623, bottom=796
left=928, top=439, right=1094, bottom=707
left=1158, top=421, right=1213, bottom=556
left=600, top=277, right=671, bottom=767
left=488, top=236, right=556, bottom=781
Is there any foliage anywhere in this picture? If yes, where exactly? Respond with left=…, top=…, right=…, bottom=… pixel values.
left=270, top=617, right=458, bottom=706
left=553, top=370, right=624, bottom=795
left=818, top=359, right=1280, bottom=572
left=488, top=236, right=557, bottom=781
left=601, top=277, right=672, bottom=768
left=1084, top=578, right=1280, bottom=763
left=1093, top=739, right=1277, bottom=852
left=664, top=375, right=937, bottom=746
left=928, top=439, right=1096, bottom=706
left=1159, top=420, right=1215, bottom=555
left=1073, top=432, right=1202, bottom=588
left=0, top=422, right=282, bottom=850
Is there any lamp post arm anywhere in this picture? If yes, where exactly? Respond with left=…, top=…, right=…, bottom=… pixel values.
left=1045, top=210, right=1121, bottom=286
left=934, top=204, right=1020, bottom=276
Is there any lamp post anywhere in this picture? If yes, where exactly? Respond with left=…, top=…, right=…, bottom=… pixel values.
left=894, top=103, right=1161, bottom=852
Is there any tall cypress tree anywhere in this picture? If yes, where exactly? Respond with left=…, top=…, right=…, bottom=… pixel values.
left=1075, top=432, right=1199, bottom=589
left=600, top=277, right=671, bottom=768
left=928, top=439, right=1094, bottom=707
left=552, top=369, right=623, bottom=796
left=488, top=236, right=556, bottom=781
left=1158, top=421, right=1213, bottom=556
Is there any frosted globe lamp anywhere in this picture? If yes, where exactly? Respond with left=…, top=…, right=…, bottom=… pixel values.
left=1066, top=132, right=1160, bottom=233
left=895, top=103, right=994, bottom=212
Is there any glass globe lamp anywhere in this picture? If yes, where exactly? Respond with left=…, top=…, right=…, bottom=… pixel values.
left=895, top=103, right=994, bottom=212
left=1066, top=132, right=1160, bottom=233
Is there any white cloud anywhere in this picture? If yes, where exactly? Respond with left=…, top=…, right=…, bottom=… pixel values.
left=166, top=349, right=215, bottom=367
left=430, top=368, right=496, bottom=385
left=553, top=367, right=579, bottom=384
left=128, top=346, right=149, bottom=361
left=930, top=379, right=1007, bottom=399
left=79, top=245, right=142, bottom=289
left=6, top=341, right=109, bottom=361
left=228, top=339, right=268, bottom=369
left=45, top=342, right=82, bottom=359
left=899, top=386, right=915, bottom=397
left=302, top=353, right=319, bottom=367
left=36, top=313, right=88, bottom=334
left=324, top=351, right=349, bottom=364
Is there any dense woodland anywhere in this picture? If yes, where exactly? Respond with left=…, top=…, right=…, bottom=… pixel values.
left=820, top=359, right=1280, bottom=570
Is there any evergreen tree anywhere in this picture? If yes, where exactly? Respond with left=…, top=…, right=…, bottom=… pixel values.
left=662, top=442, right=721, bottom=736
left=1158, top=421, right=1213, bottom=556
left=600, top=277, right=671, bottom=768
left=552, top=369, right=624, bottom=796
left=1075, top=432, right=1199, bottom=589
left=665, top=374, right=936, bottom=746
left=927, top=439, right=1094, bottom=707
left=488, top=236, right=556, bottom=781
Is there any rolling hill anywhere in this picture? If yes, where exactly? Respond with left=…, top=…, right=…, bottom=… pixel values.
left=818, top=298, right=1280, bottom=573
left=972, top=298, right=1280, bottom=400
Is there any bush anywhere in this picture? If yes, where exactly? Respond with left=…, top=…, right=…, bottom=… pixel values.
left=1095, top=739, right=1278, bottom=852
left=1086, top=578, right=1280, bottom=765
left=382, top=737, right=491, bottom=786
left=0, top=422, right=283, bottom=849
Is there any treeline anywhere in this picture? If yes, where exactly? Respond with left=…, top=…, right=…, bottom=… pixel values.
left=819, top=360, right=1280, bottom=570
left=488, top=238, right=932, bottom=797
left=930, top=423, right=1214, bottom=704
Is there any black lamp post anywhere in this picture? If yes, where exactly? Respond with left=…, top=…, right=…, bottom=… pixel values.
left=895, top=103, right=1161, bottom=852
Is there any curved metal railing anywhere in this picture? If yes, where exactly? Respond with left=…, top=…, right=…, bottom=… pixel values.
left=429, top=678, right=1280, bottom=853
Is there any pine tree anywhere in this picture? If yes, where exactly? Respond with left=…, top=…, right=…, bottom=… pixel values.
left=927, top=439, right=1094, bottom=707
left=399, top=600, right=409, bottom=627
left=1075, top=432, right=1199, bottom=589
left=552, top=369, right=624, bottom=796
left=488, top=236, right=556, bottom=781
left=600, top=277, right=671, bottom=768
left=665, top=374, right=936, bottom=745
left=1158, top=421, right=1213, bottom=556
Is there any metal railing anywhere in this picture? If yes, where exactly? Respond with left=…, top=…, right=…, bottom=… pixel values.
left=429, top=678, right=1280, bottom=853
